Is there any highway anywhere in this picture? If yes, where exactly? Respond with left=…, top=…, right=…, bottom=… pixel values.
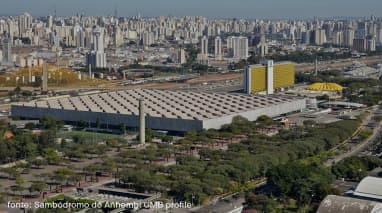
left=295, top=55, right=382, bottom=73
left=324, top=106, right=382, bottom=167
left=1, top=55, right=381, bottom=94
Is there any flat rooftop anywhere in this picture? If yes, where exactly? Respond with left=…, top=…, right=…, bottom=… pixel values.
left=12, top=89, right=306, bottom=131
left=353, top=176, right=382, bottom=201
left=17, top=89, right=300, bottom=121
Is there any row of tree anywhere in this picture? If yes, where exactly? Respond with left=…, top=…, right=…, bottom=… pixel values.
left=110, top=116, right=360, bottom=205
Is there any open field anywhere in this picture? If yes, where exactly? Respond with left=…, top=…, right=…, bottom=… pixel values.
left=57, top=130, right=125, bottom=143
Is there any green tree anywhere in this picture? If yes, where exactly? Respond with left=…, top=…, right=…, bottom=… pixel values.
left=119, top=123, right=126, bottom=134
left=245, top=193, right=278, bottom=212
left=332, top=156, right=382, bottom=181
left=1, top=167, right=20, bottom=179
left=40, top=116, right=64, bottom=130
left=267, top=162, right=334, bottom=205
left=29, top=182, right=48, bottom=197
left=42, top=148, right=61, bottom=165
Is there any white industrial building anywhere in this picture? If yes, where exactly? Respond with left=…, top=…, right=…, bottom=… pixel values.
left=353, top=176, right=382, bottom=202
left=11, top=89, right=306, bottom=132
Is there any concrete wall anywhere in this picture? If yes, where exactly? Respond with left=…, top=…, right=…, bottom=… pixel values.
left=203, top=98, right=306, bottom=129
left=11, top=98, right=306, bottom=132
left=11, top=105, right=203, bottom=132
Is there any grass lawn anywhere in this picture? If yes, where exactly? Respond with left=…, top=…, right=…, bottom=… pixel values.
left=57, top=130, right=125, bottom=143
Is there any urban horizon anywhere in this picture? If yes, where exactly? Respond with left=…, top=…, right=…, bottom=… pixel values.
left=0, top=12, right=381, bottom=21
left=1, top=1, right=382, bottom=212
left=0, top=0, right=382, bottom=19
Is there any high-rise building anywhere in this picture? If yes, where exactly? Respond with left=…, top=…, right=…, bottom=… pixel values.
left=91, top=28, right=104, bottom=52
left=47, top=15, right=53, bottom=30
left=353, top=37, right=376, bottom=52
left=142, top=31, right=154, bottom=48
left=201, top=36, right=208, bottom=56
left=314, top=29, right=326, bottom=45
left=344, top=29, right=355, bottom=47
left=18, top=12, right=32, bottom=37
left=357, top=22, right=367, bottom=38
left=1, top=33, right=13, bottom=66
left=301, top=31, right=311, bottom=44
left=48, top=29, right=60, bottom=48
left=377, top=28, right=382, bottom=45
left=214, top=36, right=222, bottom=60
left=86, top=27, right=107, bottom=68
left=114, top=26, right=123, bottom=47
left=367, top=38, right=376, bottom=51
left=227, top=36, right=248, bottom=60
left=257, top=34, right=268, bottom=57
left=244, top=60, right=295, bottom=94
left=197, top=36, right=209, bottom=64
left=178, top=48, right=186, bottom=64
left=333, top=31, right=344, bottom=46
left=353, top=38, right=367, bottom=52
left=368, top=22, right=377, bottom=37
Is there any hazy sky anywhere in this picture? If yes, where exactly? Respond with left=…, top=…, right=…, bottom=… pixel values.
left=0, top=0, right=381, bottom=19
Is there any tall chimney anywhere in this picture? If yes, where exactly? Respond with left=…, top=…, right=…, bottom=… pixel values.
left=139, top=98, right=145, bottom=145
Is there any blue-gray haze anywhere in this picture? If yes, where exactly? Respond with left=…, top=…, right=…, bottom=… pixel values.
left=0, top=0, right=381, bottom=18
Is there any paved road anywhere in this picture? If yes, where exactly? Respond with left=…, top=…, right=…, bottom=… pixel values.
left=1, top=55, right=381, bottom=93
left=325, top=107, right=382, bottom=166
left=295, top=55, right=382, bottom=73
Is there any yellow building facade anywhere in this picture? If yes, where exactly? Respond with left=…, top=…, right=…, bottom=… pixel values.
left=244, top=61, right=295, bottom=94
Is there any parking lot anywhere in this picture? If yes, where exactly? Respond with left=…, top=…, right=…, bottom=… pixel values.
left=286, top=108, right=363, bottom=126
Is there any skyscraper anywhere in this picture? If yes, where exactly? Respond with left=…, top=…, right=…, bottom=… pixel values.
left=142, top=31, right=154, bottom=48
left=357, top=22, right=367, bottom=38
left=257, top=34, right=268, bottom=57
left=18, top=12, right=32, bottom=37
left=47, top=15, right=53, bottom=30
left=344, top=29, right=355, bottom=47
left=197, top=36, right=209, bottom=64
left=91, top=28, right=104, bottom=52
left=377, top=28, right=382, bottom=45
left=178, top=48, right=186, bottom=64
left=228, top=36, right=248, bottom=60
left=333, top=31, right=344, bottom=46
left=201, top=36, right=208, bottom=56
left=86, top=27, right=107, bottom=68
left=367, top=38, right=376, bottom=51
left=214, top=36, right=222, bottom=60
left=314, top=29, right=326, bottom=45
left=353, top=38, right=367, bottom=52
left=1, top=33, right=12, bottom=66
left=114, top=26, right=123, bottom=47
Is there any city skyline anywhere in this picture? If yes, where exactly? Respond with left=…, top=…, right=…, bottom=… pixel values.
left=0, top=0, right=381, bottom=19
